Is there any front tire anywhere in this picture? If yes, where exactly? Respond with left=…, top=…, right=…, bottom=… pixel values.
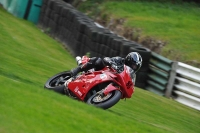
left=87, top=90, right=121, bottom=109
left=44, top=71, right=71, bottom=94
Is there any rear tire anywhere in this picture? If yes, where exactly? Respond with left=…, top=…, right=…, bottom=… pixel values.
left=87, top=90, right=121, bottom=109
left=44, top=71, right=71, bottom=94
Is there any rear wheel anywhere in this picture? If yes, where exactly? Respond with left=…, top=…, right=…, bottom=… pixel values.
left=87, top=90, right=121, bottom=109
left=44, top=71, right=71, bottom=94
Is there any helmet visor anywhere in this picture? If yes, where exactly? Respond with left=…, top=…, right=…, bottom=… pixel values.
left=132, top=63, right=137, bottom=70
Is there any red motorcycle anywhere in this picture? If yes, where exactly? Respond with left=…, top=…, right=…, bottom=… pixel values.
left=44, top=56, right=136, bottom=109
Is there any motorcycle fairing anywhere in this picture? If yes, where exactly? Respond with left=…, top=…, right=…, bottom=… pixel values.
left=103, top=83, right=120, bottom=95
left=67, top=70, right=117, bottom=100
left=115, top=66, right=134, bottom=98
left=67, top=65, right=134, bottom=100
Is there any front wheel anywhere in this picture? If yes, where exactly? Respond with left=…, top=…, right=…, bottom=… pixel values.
left=87, top=90, right=121, bottom=109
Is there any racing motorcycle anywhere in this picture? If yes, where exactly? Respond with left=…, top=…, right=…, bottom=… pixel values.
left=44, top=56, right=136, bottom=109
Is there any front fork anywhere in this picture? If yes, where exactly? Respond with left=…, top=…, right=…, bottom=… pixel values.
left=99, top=83, right=120, bottom=97
left=64, top=78, right=76, bottom=98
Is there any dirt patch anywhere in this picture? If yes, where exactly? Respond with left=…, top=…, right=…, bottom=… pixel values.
left=140, top=36, right=167, bottom=53
left=95, top=15, right=167, bottom=54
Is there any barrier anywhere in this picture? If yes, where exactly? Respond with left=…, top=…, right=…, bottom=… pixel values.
left=0, top=0, right=42, bottom=24
left=172, top=62, right=200, bottom=110
left=0, top=0, right=12, bottom=9
left=176, top=62, right=200, bottom=83
left=145, top=52, right=176, bottom=96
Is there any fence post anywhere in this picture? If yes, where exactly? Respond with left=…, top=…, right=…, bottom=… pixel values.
left=165, top=61, right=177, bottom=98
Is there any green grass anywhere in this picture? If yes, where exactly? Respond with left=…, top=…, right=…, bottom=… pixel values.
left=78, top=1, right=200, bottom=64
left=0, top=6, right=200, bottom=133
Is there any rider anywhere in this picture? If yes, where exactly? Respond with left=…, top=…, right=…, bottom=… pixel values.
left=70, top=52, right=142, bottom=77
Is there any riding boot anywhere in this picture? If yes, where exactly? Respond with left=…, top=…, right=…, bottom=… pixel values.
left=81, top=62, right=93, bottom=71
left=70, top=66, right=82, bottom=77
left=71, top=61, right=94, bottom=77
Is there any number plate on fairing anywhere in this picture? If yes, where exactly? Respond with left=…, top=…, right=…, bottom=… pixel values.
left=100, top=74, right=107, bottom=79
